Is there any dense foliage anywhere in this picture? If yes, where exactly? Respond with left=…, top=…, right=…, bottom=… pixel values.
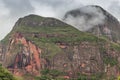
left=0, top=65, right=17, bottom=80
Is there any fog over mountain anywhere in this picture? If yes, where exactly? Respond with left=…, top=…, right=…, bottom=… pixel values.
left=63, top=5, right=120, bottom=43
left=63, top=6, right=106, bottom=31
left=0, top=0, right=120, bottom=40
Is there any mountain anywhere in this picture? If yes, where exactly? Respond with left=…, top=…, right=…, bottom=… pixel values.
left=0, top=14, right=120, bottom=80
left=63, top=5, right=120, bottom=43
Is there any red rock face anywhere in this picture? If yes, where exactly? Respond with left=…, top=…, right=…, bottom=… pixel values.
left=6, top=32, right=42, bottom=76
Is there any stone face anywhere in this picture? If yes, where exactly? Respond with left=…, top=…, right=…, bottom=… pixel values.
left=3, top=32, right=43, bottom=76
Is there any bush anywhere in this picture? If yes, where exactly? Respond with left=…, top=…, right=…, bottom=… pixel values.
left=0, top=66, right=17, bottom=80
left=40, top=69, right=50, bottom=75
left=103, top=56, right=118, bottom=66
left=35, top=75, right=50, bottom=80
left=118, top=76, right=120, bottom=80
left=77, top=75, right=87, bottom=80
left=49, top=69, right=61, bottom=78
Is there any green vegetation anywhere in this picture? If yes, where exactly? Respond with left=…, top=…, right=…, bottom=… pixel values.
left=0, top=65, right=17, bottom=80
left=1, top=15, right=107, bottom=61
left=11, top=25, right=100, bottom=45
left=35, top=75, right=50, bottom=80
left=99, top=42, right=119, bottom=67
left=77, top=72, right=105, bottom=80
left=35, top=69, right=106, bottom=80
left=77, top=75, right=87, bottom=80
left=1, top=15, right=106, bottom=45
left=103, top=56, right=118, bottom=67
left=14, top=76, right=24, bottom=80
left=110, top=42, right=120, bottom=51
left=118, top=76, right=120, bottom=80
left=35, top=69, right=65, bottom=80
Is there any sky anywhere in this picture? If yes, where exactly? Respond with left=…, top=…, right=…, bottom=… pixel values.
left=0, top=0, right=120, bottom=40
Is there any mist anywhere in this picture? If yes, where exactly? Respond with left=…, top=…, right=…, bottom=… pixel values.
left=63, top=6, right=106, bottom=31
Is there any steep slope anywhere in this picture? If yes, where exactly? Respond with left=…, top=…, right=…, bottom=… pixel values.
left=1, top=14, right=120, bottom=79
left=63, top=5, right=120, bottom=43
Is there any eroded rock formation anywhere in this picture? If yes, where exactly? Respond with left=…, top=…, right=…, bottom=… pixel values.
left=4, top=32, right=43, bottom=76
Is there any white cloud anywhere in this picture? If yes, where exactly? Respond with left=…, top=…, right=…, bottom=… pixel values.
left=64, top=6, right=106, bottom=31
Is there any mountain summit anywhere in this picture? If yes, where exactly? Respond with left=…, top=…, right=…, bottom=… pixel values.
left=63, top=5, right=120, bottom=43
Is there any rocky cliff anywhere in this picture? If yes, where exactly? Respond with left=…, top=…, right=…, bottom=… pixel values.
left=3, top=32, right=42, bottom=76
left=1, top=14, right=120, bottom=79
left=63, top=5, right=120, bottom=43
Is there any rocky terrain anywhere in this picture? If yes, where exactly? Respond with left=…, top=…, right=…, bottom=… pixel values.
left=0, top=8, right=120, bottom=79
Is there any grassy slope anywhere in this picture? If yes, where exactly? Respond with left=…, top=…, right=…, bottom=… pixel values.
left=9, top=16, right=106, bottom=42
left=1, top=14, right=120, bottom=59
left=0, top=15, right=99, bottom=58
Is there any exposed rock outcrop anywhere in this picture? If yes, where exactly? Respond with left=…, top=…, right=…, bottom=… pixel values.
left=4, top=32, right=43, bottom=76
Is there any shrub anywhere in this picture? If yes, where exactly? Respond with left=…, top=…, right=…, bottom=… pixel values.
left=0, top=66, right=17, bottom=80
left=103, top=56, right=118, bottom=66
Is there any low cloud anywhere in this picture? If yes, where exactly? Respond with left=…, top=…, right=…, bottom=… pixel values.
left=63, top=6, right=105, bottom=31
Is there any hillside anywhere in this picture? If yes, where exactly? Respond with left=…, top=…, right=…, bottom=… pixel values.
left=0, top=14, right=120, bottom=80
